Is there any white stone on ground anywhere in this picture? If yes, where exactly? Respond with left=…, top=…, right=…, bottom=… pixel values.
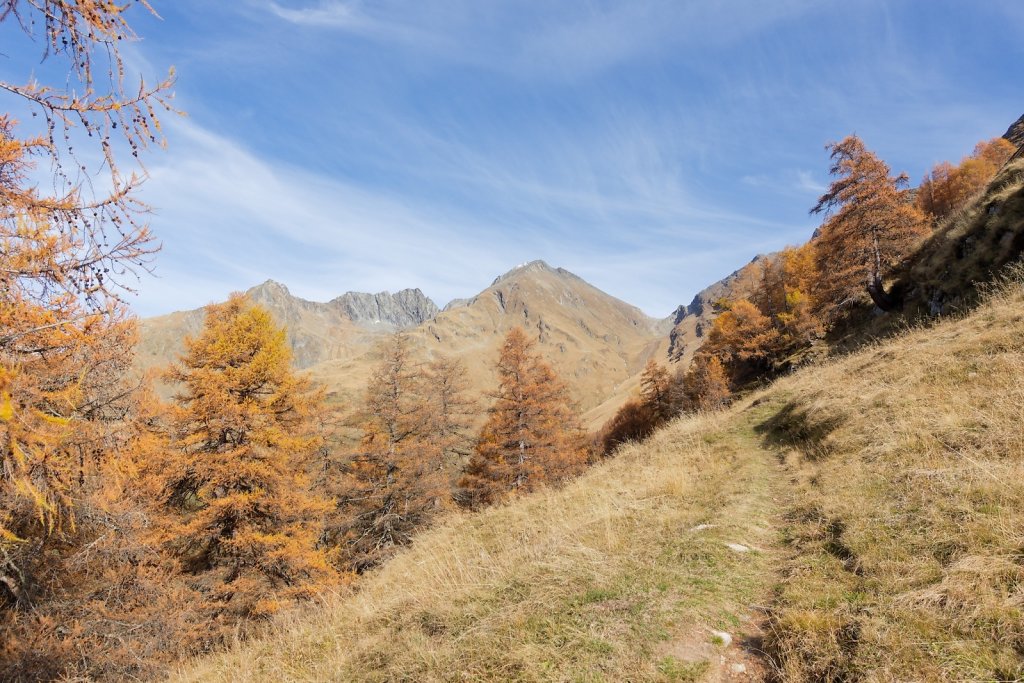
left=709, top=629, right=733, bottom=647
left=725, top=542, right=750, bottom=553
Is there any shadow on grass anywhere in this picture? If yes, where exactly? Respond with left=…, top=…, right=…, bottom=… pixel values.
left=754, top=398, right=846, bottom=461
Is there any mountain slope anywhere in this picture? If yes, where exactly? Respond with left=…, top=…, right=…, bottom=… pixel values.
left=666, top=254, right=774, bottom=364
left=173, top=262, right=1024, bottom=683
left=137, top=281, right=437, bottom=374
left=306, top=260, right=667, bottom=421
left=137, top=261, right=667, bottom=429
left=1004, top=112, right=1024, bottom=150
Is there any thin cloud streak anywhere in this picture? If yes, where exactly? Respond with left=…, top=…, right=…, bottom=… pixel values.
left=135, top=109, right=798, bottom=319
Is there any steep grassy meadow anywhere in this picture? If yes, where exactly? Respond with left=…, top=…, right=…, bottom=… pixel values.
left=173, top=262, right=1024, bottom=681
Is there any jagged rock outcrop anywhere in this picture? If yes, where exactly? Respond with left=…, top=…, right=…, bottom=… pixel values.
left=667, top=254, right=775, bottom=361
left=1004, top=113, right=1024, bottom=149
left=332, top=289, right=439, bottom=329
left=140, top=281, right=440, bottom=372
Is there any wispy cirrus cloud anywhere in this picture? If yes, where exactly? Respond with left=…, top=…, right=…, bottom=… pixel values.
left=112, top=0, right=1021, bottom=319
left=261, top=0, right=822, bottom=78
left=265, top=0, right=432, bottom=44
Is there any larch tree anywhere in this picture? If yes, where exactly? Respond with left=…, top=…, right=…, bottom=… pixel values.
left=811, top=135, right=929, bottom=314
left=702, top=299, right=779, bottom=378
left=639, top=358, right=675, bottom=426
left=1, top=0, right=173, bottom=628
left=752, top=245, right=822, bottom=355
left=597, top=359, right=682, bottom=456
left=327, top=334, right=452, bottom=572
left=425, top=354, right=477, bottom=469
left=596, top=398, right=654, bottom=456
left=459, top=327, right=587, bottom=508
left=917, top=137, right=1017, bottom=221
left=775, top=244, right=823, bottom=345
left=157, top=294, right=334, bottom=619
left=682, top=355, right=731, bottom=412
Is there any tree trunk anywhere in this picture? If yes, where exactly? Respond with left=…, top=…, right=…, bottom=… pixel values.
left=867, top=229, right=900, bottom=311
left=866, top=277, right=899, bottom=311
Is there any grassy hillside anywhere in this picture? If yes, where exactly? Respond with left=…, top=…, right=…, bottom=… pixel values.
left=900, top=157, right=1024, bottom=318
left=174, top=267, right=1024, bottom=682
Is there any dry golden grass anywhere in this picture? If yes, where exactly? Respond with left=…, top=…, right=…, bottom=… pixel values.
left=756, top=265, right=1024, bottom=681
left=173, top=409, right=782, bottom=682
left=174, top=264, right=1024, bottom=682
left=902, top=157, right=1024, bottom=317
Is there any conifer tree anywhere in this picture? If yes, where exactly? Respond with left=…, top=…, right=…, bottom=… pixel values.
left=639, top=358, right=675, bottom=425
left=1, top=0, right=173, bottom=603
left=0, top=4, right=181, bottom=677
left=328, top=334, right=452, bottom=572
left=425, top=354, right=477, bottom=468
left=682, top=355, right=731, bottom=412
left=751, top=245, right=822, bottom=356
left=702, top=299, right=779, bottom=376
left=596, top=398, right=655, bottom=455
left=157, top=294, right=334, bottom=618
left=917, top=137, right=1016, bottom=220
left=0, top=124, right=148, bottom=610
left=459, top=328, right=586, bottom=508
left=811, top=135, right=929, bottom=314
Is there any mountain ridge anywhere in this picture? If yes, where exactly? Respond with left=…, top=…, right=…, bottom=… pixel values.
left=136, top=260, right=688, bottom=431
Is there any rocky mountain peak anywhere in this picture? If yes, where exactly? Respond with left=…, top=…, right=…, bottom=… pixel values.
left=246, top=279, right=296, bottom=306
left=491, top=259, right=582, bottom=286
left=331, top=288, right=439, bottom=329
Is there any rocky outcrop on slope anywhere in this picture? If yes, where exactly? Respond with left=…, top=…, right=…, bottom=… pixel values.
left=667, top=254, right=775, bottom=362
left=332, top=289, right=439, bottom=329
left=1004, top=113, right=1024, bottom=149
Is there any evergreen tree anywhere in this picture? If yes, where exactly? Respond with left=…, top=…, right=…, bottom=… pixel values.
left=639, top=358, right=675, bottom=425
left=425, top=355, right=477, bottom=469
left=682, top=355, right=731, bottom=412
left=917, top=138, right=1016, bottom=220
left=328, top=334, right=453, bottom=572
left=459, top=328, right=586, bottom=508
left=157, top=294, right=334, bottom=618
left=811, top=135, right=929, bottom=314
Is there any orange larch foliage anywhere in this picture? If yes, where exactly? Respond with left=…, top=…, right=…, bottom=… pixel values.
left=597, top=359, right=680, bottom=456
left=459, top=328, right=587, bottom=508
left=328, top=334, right=457, bottom=572
left=0, top=3, right=182, bottom=679
left=775, top=244, right=823, bottom=345
left=596, top=398, right=656, bottom=455
left=0, top=116, right=149, bottom=605
left=155, top=295, right=335, bottom=619
left=1, top=0, right=173, bottom=554
left=811, top=135, right=930, bottom=314
left=682, top=354, right=731, bottom=412
left=703, top=299, right=779, bottom=373
left=917, top=137, right=1017, bottom=221
left=425, top=354, right=477, bottom=468
left=639, top=358, right=675, bottom=425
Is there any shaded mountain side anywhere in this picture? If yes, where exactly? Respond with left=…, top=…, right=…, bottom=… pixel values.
left=666, top=253, right=778, bottom=365
left=1004, top=112, right=1024, bottom=151
left=893, top=156, right=1024, bottom=319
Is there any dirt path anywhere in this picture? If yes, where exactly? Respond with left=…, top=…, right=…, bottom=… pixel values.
left=664, top=401, right=793, bottom=682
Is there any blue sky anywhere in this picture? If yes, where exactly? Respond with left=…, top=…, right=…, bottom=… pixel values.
left=10, top=1, right=1022, bottom=317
